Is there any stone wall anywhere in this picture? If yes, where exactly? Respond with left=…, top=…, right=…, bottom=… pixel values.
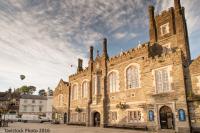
left=189, top=56, right=200, bottom=130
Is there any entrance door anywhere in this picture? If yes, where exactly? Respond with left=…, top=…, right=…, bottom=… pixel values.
left=159, top=106, right=174, bottom=129
left=93, top=112, right=100, bottom=127
left=64, top=113, right=67, bottom=124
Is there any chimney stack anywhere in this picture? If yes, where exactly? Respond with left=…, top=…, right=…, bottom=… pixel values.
left=148, top=5, right=157, bottom=43
left=89, top=46, right=93, bottom=61
left=8, top=88, right=12, bottom=93
left=102, top=38, right=108, bottom=59
left=77, top=58, right=83, bottom=72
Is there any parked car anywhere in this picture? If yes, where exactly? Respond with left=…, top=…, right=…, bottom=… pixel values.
left=1, top=114, right=19, bottom=122
left=38, top=116, right=51, bottom=123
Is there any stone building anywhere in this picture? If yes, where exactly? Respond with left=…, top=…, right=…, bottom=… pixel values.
left=53, top=0, right=200, bottom=132
left=52, top=79, right=69, bottom=123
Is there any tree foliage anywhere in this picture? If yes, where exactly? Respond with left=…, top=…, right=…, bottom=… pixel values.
left=47, top=87, right=53, bottom=96
left=18, top=85, right=36, bottom=94
left=38, top=89, right=47, bottom=96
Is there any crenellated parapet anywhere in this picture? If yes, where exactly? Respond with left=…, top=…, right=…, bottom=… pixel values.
left=155, top=7, right=174, bottom=20
left=144, top=48, right=183, bottom=67
left=69, top=67, right=89, bottom=80
left=109, top=42, right=149, bottom=65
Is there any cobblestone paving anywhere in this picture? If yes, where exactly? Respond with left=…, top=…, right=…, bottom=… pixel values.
left=0, top=122, right=150, bottom=133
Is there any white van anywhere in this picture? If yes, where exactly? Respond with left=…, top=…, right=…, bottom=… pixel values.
left=21, top=114, right=50, bottom=123
left=1, top=114, right=21, bottom=122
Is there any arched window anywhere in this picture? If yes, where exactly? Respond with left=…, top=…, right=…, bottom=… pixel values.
left=82, top=81, right=88, bottom=98
left=108, top=72, right=119, bottom=93
left=71, top=84, right=78, bottom=100
left=155, top=68, right=170, bottom=93
left=58, top=94, right=64, bottom=106
left=126, top=65, right=140, bottom=89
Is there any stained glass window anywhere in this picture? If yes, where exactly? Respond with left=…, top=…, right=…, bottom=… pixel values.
left=178, top=109, right=186, bottom=121
left=149, top=110, right=154, bottom=121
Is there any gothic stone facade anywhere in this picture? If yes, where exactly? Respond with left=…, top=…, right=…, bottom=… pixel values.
left=53, top=0, right=200, bottom=132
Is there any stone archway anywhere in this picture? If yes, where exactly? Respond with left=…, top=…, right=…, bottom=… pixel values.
left=93, top=112, right=100, bottom=127
left=159, top=106, right=174, bottom=129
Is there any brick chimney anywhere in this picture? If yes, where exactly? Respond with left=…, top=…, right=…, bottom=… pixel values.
left=89, top=46, right=93, bottom=61
left=148, top=5, right=157, bottom=43
left=102, top=38, right=108, bottom=59
left=77, top=58, right=83, bottom=72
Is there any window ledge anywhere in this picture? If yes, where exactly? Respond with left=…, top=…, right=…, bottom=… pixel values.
left=127, top=87, right=141, bottom=90
left=151, top=90, right=175, bottom=96
left=109, top=91, right=121, bottom=95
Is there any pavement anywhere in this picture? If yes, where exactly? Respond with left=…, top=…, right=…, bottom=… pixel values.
left=0, top=122, right=150, bottom=133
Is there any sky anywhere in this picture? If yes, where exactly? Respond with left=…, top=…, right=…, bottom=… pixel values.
left=0, top=0, right=200, bottom=93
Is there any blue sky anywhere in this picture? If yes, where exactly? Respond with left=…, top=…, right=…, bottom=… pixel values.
left=0, top=0, right=200, bottom=92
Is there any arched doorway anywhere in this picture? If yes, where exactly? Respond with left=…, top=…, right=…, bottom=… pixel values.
left=159, top=106, right=174, bottom=129
left=93, top=112, right=100, bottom=127
left=64, top=113, right=67, bottom=124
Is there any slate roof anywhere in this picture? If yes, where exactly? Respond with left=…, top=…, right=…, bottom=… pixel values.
left=20, top=94, right=47, bottom=100
left=0, top=92, right=11, bottom=101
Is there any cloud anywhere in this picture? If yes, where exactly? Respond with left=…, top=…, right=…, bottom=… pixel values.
left=0, top=0, right=199, bottom=92
left=115, top=32, right=126, bottom=39
left=114, top=32, right=138, bottom=40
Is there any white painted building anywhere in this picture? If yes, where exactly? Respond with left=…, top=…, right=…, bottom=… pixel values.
left=19, top=94, right=53, bottom=119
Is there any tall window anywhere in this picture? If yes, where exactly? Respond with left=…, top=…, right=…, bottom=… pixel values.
left=81, top=113, right=86, bottom=122
left=71, top=113, right=78, bottom=122
left=155, top=68, right=170, bottom=93
left=71, top=85, right=78, bottom=100
left=39, top=106, right=42, bottom=112
left=94, top=75, right=101, bottom=95
left=126, top=66, right=140, bottom=89
left=82, top=81, right=88, bottom=98
left=109, top=111, right=117, bottom=121
left=32, top=100, right=35, bottom=103
left=58, top=94, right=64, bottom=106
left=108, top=72, right=119, bottom=93
left=197, top=76, right=200, bottom=88
left=23, top=105, right=27, bottom=112
left=128, top=111, right=142, bottom=123
left=24, top=99, right=27, bottom=103
left=163, top=43, right=171, bottom=53
left=32, top=105, right=34, bottom=112
left=160, top=23, right=169, bottom=36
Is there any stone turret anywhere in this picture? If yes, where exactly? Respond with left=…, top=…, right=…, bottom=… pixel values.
left=174, top=0, right=191, bottom=61
left=174, top=0, right=181, bottom=13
